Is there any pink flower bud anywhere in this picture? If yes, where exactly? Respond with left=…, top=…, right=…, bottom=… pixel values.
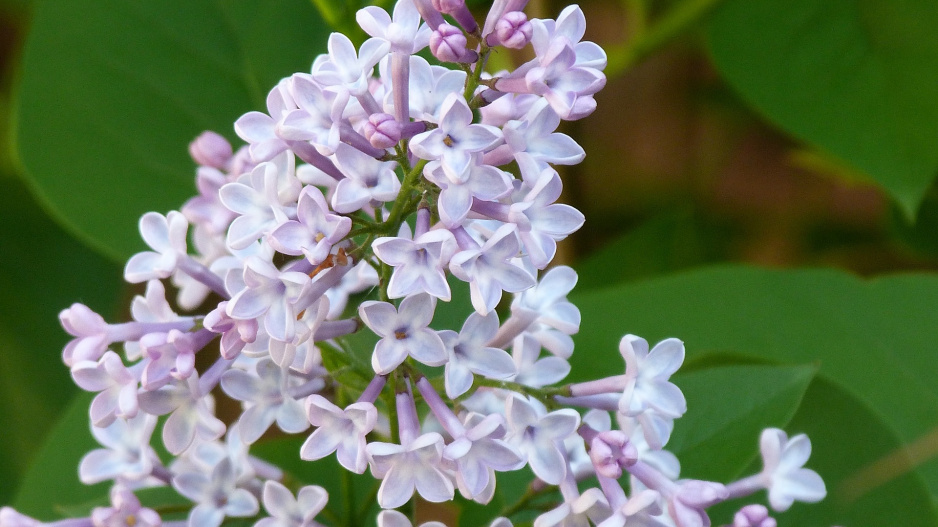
left=590, top=430, right=638, bottom=478
left=494, top=11, right=532, bottom=49
left=430, top=24, right=478, bottom=63
left=188, top=131, right=233, bottom=169
left=364, top=113, right=403, bottom=149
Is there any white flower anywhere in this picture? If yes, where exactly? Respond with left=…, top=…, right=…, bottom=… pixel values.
left=759, top=428, right=826, bottom=511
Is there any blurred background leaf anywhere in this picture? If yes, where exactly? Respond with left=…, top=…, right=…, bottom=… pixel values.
left=706, top=0, right=938, bottom=217
left=14, top=0, right=328, bottom=262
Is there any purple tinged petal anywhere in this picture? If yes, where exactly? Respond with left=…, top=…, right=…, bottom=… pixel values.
left=398, top=293, right=436, bottom=328
left=372, top=339, right=410, bottom=374
left=359, top=301, right=400, bottom=337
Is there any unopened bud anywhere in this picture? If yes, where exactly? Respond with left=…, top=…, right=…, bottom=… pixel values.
left=733, top=504, right=777, bottom=527
left=430, top=24, right=478, bottom=63
left=590, top=430, right=638, bottom=479
left=363, top=113, right=402, bottom=149
left=493, top=11, right=532, bottom=49
left=188, top=131, right=232, bottom=169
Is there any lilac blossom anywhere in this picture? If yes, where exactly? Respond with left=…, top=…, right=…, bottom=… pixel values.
left=173, top=457, right=259, bottom=527
left=137, top=376, right=226, bottom=455
left=535, top=487, right=611, bottom=527
left=439, top=312, right=516, bottom=398
left=359, top=293, right=447, bottom=374
left=221, top=359, right=310, bottom=444
left=410, top=94, right=502, bottom=181
left=302, top=394, right=378, bottom=474
left=732, top=505, right=776, bottom=527
left=235, top=79, right=296, bottom=162
left=91, top=486, right=161, bottom=527
left=504, top=394, right=580, bottom=485
left=367, top=431, right=454, bottom=508
left=331, top=143, right=400, bottom=213
left=219, top=153, right=300, bottom=250
left=124, top=210, right=189, bottom=283
left=78, top=412, right=158, bottom=485
left=256, top=480, right=328, bottom=527
left=269, top=186, right=351, bottom=265
left=450, top=224, right=536, bottom=315
left=226, top=257, right=311, bottom=343
left=70, top=350, right=139, bottom=427
left=372, top=228, right=458, bottom=300
left=423, top=157, right=514, bottom=228
left=376, top=510, right=445, bottom=527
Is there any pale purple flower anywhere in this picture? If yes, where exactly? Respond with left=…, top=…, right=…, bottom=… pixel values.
left=531, top=5, right=607, bottom=70
left=620, top=335, right=686, bottom=419
left=359, top=293, right=447, bottom=374
left=357, top=0, right=431, bottom=54
left=79, top=412, right=158, bottom=484
left=366, top=432, right=455, bottom=508
left=331, top=143, right=400, bottom=213
left=235, top=79, right=297, bottom=162
left=407, top=56, right=467, bottom=122
left=226, top=257, right=311, bottom=343
left=497, top=99, right=585, bottom=168
left=508, top=170, right=584, bottom=269
left=597, top=489, right=669, bottom=527
left=124, top=210, right=189, bottom=283
left=450, top=224, right=536, bottom=315
left=372, top=229, right=458, bottom=300
left=423, top=157, right=513, bottom=228
left=410, top=94, right=502, bottom=181
left=376, top=510, right=446, bottom=527
left=173, top=457, right=259, bottom=527
left=221, top=359, right=310, bottom=444
left=269, top=186, right=351, bottom=265
left=758, top=429, right=826, bottom=512
left=439, top=312, right=516, bottom=398
left=301, top=395, right=377, bottom=474
left=71, top=350, right=139, bottom=428
left=91, top=486, right=161, bottom=527
left=276, top=74, right=344, bottom=155
left=256, top=480, right=328, bottom=527
left=535, top=487, right=611, bottom=527
left=510, top=333, right=571, bottom=390
left=504, top=394, right=580, bottom=485
left=510, top=265, right=580, bottom=358
left=312, top=33, right=389, bottom=98
left=219, top=153, right=300, bottom=250
left=445, top=413, right=523, bottom=498
left=137, top=376, right=226, bottom=455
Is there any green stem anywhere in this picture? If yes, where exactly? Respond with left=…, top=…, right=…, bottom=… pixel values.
left=605, top=0, right=726, bottom=77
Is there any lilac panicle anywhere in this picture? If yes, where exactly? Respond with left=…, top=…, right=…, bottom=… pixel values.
left=28, top=3, right=828, bottom=527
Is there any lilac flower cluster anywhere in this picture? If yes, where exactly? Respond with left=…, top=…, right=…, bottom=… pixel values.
left=1, top=2, right=826, bottom=527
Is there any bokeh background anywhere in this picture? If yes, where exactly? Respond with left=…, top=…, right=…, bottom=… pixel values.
left=3, top=0, right=938, bottom=525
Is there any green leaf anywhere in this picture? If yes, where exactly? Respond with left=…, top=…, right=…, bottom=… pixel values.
left=14, top=0, right=328, bottom=261
left=706, top=0, right=938, bottom=216
left=670, top=363, right=816, bottom=482
left=0, top=175, right=123, bottom=505
left=570, top=265, right=938, bottom=523
left=11, top=392, right=107, bottom=518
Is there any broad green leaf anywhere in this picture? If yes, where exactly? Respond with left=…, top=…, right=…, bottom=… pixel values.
left=570, top=265, right=938, bottom=520
left=0, top=176, right=123, bottom=505
left=706, top=0, right=938, bottom=216
left=669, top=363, right=816, bottom=482
left=15, top=0, right=328, bottom=261
left=12, top=392, right=106, bottom=518
left=575, top=208, right=731, bottom=290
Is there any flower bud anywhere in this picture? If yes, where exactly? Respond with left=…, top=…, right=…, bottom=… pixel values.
left=363, top=113, right=402, bottom=149
left=430, top=24, right=478, bottom=63
left=493, top=11, right=532, bottom=49
left=733, top=504, right=777, bottom=527
left=188, top=130, right=233, bottom=169
left=590, top=430, right=638, bottom=479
